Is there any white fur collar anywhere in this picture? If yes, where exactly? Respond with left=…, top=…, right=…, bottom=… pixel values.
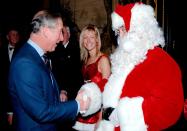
left=102, top=33, right=148, bottom=108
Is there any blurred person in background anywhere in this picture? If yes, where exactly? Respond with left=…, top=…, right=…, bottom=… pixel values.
left=50, top=21, right=83, bottom=131
left=0, top=26, right=21, bottom=130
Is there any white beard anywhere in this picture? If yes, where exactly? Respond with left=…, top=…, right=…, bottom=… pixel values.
left=98, top=31, right=151, bottom=131
left=117, top=33, right=135, bottom=53
left=103, top=29, right=157, bottom=108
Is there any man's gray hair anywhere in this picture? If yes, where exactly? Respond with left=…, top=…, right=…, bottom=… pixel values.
left=30, top=10, right=62, bottom=33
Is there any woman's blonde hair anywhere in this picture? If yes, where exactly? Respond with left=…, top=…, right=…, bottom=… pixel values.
left=79, top=24, right=101, bottom=62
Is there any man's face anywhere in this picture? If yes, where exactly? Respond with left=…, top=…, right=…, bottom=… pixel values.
left=62, top=26, right=70, bottom=45
left=45, top=18, right=64, bottom=52
left=7, top=30, right=20, bottom=46
left=83, top=30, right=97, bottom=51
left=115, top=26, right=127, bottom=45
left=116, top=26, right=136, bottom=52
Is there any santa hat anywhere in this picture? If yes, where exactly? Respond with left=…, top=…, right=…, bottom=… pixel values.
left=111, top=2, right=147, bottom=32
left=111, top=2, right=165, bottom=47
left=111, top=3, right=135, bottom=32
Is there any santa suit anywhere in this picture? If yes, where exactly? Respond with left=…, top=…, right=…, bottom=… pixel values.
left=97, top=47, right=183, bottom=131
left=97, top=3, right=184, bottom=131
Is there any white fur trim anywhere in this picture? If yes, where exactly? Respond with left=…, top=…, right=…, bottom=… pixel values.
left=130, top=3, right=165, bottom=48
left=103, top=63, right=134, bottom=108
left=79, top=82, right=102, bottom=116
left=96, top=120, right=115, bottom=131
left=73, top=121, right=96, bottom=131
left=111, top=12, right=124, bottom=31
left=117, top=97, right=147, bottom=131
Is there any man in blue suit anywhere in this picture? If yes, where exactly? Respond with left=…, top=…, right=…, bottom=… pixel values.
left=8, top=10, right=90, bottom=131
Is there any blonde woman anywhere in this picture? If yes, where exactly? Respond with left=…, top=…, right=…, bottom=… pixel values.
left=73, top=24, right=111, bottom=131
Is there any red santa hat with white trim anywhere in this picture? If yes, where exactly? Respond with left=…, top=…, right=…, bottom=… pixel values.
left=111, top=1, right=165, bottom=48
left=111, top=3, right=135, bottom=32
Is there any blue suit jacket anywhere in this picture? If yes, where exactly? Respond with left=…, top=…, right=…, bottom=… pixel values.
left=8, top=43, right=78, bottom=131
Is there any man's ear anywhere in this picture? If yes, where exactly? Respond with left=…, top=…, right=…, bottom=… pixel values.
left=41, top=26, right=48, bottom=38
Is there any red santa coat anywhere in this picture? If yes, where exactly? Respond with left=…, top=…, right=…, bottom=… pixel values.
left=97, top=47, right=184, bottom=131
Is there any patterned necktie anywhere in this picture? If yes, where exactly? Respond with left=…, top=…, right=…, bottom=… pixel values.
left=9, top=47, right=14, bottom=51
left=42, top=54, right=56, bottom=90
left=42, top=54, right=52, bottom=70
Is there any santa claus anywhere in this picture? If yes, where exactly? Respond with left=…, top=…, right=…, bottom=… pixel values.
left=97, top=2, right=184, bottom=131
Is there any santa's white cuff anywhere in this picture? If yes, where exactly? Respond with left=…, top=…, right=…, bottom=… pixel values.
left=117, top=96, right=148, bottom=131
left=73, top=121, right=96, bottom=131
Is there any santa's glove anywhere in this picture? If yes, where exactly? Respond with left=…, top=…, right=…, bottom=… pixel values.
left=102, top=107, right=119, bottom=127
left=109, top=108, right=120, bottom=127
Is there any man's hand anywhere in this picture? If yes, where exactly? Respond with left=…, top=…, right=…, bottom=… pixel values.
left=76, top=90, right=91, bottom=114
left=7, top=112, right=13, bottom=125
left=60, top=90, right=68, bottom=102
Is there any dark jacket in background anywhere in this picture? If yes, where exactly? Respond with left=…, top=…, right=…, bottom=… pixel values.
left=50, top=38, right=83, bottom=100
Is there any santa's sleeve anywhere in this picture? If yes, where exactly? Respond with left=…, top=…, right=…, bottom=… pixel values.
left=117, top=52, right=184, bottom=131
left=142, top=80, right=183, bottom=129
left=141, top=59, right=183, bottom=130
left=117, top=71, right=183, bottom=131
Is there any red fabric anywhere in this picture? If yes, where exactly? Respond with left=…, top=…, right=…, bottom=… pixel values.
left=78, top=55, right=108, bottom=124
left=78, top=111, right=100, bottom=124
left=118, top=47, right=184, bottom=131
left=184, top=99, right=187, bottom=120
left=115, top=126, right=120, bottom=131
left=114, top=2, right=142, bottom=32
left=82, top=55, right=108, bottom=91
left=94, top=78, right=107, bottom=92
left=114, top=3, right=134, bottom=32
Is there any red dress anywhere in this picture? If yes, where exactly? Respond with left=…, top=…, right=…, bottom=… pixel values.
left=78, top=55, right=108, bottom=124
left=82, top=55, right=108, bottom=92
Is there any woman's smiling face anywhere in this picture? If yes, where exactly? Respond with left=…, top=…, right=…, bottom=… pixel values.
left=83, top=30, right=97, bottom=51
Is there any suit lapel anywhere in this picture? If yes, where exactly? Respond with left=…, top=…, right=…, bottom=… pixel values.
left=25, top=43, right=60, bottom=98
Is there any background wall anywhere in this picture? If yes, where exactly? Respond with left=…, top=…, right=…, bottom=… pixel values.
left=61, top=0, right=107, bottom=31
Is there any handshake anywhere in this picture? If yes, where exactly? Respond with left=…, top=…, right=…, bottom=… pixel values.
left=76, top=90, right=90, bottom=114
left=75, top=82, right=102, bottom=116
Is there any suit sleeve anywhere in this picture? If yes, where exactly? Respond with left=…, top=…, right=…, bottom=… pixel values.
left=11, top=58, right=78, bottom=123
